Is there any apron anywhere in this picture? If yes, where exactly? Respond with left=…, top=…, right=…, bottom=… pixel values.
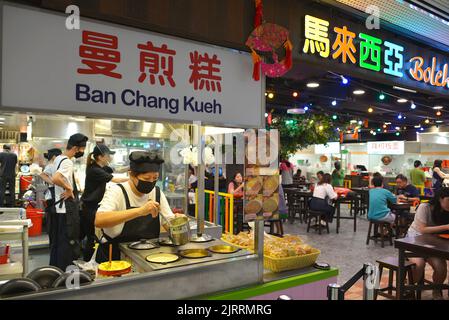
left=96, top=184, right=161, bottom=263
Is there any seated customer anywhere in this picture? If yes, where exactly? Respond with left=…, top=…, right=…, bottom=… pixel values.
left=395, top=174, right=420, bottom=203
left=406, top=187, right=449, bottom=300
left=309, top=173, right=338, bottom=223
left=368, top=176, right=397, bottom=224
left=293, top=169, right=306, bottom=184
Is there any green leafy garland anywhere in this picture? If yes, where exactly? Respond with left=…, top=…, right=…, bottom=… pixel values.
left=267, top=113, right=337, bottom=159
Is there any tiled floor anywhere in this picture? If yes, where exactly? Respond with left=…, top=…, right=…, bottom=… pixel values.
left=282, top=209, right=449, bottom=300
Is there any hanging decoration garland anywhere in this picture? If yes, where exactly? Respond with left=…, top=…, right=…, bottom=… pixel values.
left=246, top=0, right=293, bottom=81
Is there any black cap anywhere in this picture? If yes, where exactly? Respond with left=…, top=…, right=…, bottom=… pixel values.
left=68, top=133, right=88, bottom=147
left=129, top=151, right=164, bottom=173
left=93, top=144, right=115, bottom=156
left=45, top=148, right=62, bottom=160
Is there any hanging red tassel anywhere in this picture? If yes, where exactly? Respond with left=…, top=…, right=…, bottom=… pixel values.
left=254, top=0, right=263, bottom=28
left=284, top=39, right=293, bottom=70
left=340, top=132, right=344, bottom=143
left=251, top=50, right=261, bottom=81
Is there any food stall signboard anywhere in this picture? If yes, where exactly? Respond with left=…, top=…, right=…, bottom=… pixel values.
left=314, top=142, right=340, bottom=154
left=367, top=141, right=405, bottom=155
left=1, top=4, right=264, bottom=129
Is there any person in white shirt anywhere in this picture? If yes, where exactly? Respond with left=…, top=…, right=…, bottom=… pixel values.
left=50, top=133, right=88, bottom=270
left=39, top=148, right=62, bottom=246
left=95, top=151, right=178, bottom=262
left=309, top=173, right=338, bottom=223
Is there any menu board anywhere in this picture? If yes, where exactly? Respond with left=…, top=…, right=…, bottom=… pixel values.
left=243, top=131, right=279, bottom=222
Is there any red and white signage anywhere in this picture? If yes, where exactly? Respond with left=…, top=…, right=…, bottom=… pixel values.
left=1, top=4, right=264, bottom=128
left=367, top=141, right=405, bottom=155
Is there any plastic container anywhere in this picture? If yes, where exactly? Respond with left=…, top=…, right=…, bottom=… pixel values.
left=26, top=207, right=43, bottom=237
left=20, top=175, right=33, bottom=192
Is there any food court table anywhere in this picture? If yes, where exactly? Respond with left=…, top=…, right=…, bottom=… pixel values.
left=389, top=203, right=411, bottom=239
left=335, top=196, right=359, bottom=234
left=283, top=188, right=313, bottom=224
left=395, top=235, right=449, bottom=299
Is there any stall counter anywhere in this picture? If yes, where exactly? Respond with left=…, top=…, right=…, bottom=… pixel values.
left=195, top=267, right=338, bottom=300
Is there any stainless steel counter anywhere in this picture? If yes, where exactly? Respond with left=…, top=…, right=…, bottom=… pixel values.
left=120, top=239, right=252, bottom=272
left=9, top=240, right=260, bottom=300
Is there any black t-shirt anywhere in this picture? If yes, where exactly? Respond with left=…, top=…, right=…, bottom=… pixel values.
left=82, top=163, right=114, bottom=205
left=0, top=151, right=17, bottom=177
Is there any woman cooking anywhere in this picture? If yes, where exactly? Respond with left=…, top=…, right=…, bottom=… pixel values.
left=80, top=144, right=128, bottom=261
left=94, top=151, right=177, bottom=262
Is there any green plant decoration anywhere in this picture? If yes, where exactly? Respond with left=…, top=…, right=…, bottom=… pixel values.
left=267, top=113, right=337, bottom=158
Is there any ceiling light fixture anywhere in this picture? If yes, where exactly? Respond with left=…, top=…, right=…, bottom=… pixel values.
left=393, top=86, right=417, bottom=93
left=436, top=110, right=442, bottom=116
left=433, top=106, right=444, bottom=110
left=397, top=98, right=407, bottom=103
left=379, top=92, right=385, bottom=100
left=307, top=82, right=320, bottom=88
left=353, top=90, right=365, bottom=95
left=287, top=108, right=306, bottom=114
left=332, top=99, right=337, bottom=106
left=368, top=107, right=374, bottom=113
left=410, top=101, right=416, bottom=110
left=267, top=92, right=274, bottom=99
left=341, top=76, right=349, bottom=85
left=292, top=91, right=299, bottom=98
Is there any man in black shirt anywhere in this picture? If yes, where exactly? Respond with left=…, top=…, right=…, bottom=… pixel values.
left=0, top=145, right=17, bottom=207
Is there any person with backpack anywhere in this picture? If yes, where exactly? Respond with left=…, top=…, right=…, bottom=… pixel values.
left=50, top=133, right=88, bottom=270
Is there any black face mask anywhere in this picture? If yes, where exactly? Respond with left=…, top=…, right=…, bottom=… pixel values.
left=74, top=151, right=85, bottom=159
left=135, top=179, right=156, bottom=194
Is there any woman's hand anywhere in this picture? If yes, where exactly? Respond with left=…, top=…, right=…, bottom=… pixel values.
left=138, top=200, right=160, bottom=218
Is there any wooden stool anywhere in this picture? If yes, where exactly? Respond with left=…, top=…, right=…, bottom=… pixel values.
left=375, top=257, right=416, bottom=300
left=366, top=220, right=393, bottom=248
left=307, top=210, right=329, bottom=234
left=264, top=218, right=284, bottom=236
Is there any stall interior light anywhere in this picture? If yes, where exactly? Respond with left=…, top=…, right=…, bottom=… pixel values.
left=414, top=125, right=421, bottom=128
left=436, top=120, right=444, bottom=123
left=307, top=82, right=320, bottom=88
left=0, top=117, right=5, bottom=121
left=393, top=86, right=417, bottom=93
left=292, top=91, right=299, bottom=98
left=287, top=108, right=305, bottom=114
left=267, top=92, right=275, bottom=99
left=397, top=98, right=408, bottom=103
left=353, top=90, right=365, bottom=95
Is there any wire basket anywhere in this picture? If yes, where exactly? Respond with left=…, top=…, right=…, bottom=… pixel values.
left=264, top=248, right=321, bottom=272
